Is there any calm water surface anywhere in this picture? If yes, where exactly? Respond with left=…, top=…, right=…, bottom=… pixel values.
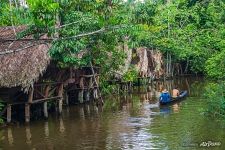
left=0, top=77, right=225, bottom=150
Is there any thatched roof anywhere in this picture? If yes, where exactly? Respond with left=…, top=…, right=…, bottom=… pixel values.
left=0, top=26, right=51, bottom=90
left=132, top=47, right=164, bottom=77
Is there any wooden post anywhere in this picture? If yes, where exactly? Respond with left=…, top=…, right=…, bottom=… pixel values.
left=84, top=90, right=90, bottom=102
left=89, top=62, right=103, bottom=105
left=78, top=90, right=84, bottom=103
left=96, top=76, right=100, bottom=85
left=89, top=77, right=93, bottom=87
left=79, top=76, right=84, bottom=103
left=64, top=92, right=69, bottom=105
left=25, top=88, right=34, bottom=123
left=44, top=85, right=50, bottom=119
left=79, top=77, right=84, bottom=89
left=58, top=84, right=63, bottom=114
left=25, top=104, right=30, bottom=123
left=43, top=102, right=48, bottom=119
left=7, top=104, right=11, bottom=123
left=86, top=77, right=92, bottom=102
left=93, top=88, right=98, bottom=100
left=28, top=88, right=34, bottom=103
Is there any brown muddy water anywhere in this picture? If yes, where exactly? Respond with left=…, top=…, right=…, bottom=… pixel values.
left=0, top=77, right=225, bottom=150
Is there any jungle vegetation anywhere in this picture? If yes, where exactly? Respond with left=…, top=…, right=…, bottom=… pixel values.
left=0, top=0, right=224, bottom=79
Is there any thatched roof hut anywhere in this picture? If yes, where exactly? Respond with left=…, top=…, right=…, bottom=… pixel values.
left=0, top=26, right=51, bottom=90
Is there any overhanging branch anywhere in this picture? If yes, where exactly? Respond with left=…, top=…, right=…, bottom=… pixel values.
left=0, top=24, right=128, bottom=42
left=0, top=42, right=49, bottom=55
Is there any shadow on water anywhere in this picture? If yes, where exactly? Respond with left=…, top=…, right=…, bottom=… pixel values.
left=0, top=77, right=225, bottom=150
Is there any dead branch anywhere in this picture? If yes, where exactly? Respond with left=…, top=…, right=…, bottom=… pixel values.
left=0, top=42, right=48, bottom=55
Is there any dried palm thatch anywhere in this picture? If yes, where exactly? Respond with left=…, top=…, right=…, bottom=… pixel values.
left=135, top=47, right=148, bottom=77
left=150, top=49, right=164, bottom=78
left=0, top=26, right=51, bottom=91
left=132, top=47, right=164, bottom=78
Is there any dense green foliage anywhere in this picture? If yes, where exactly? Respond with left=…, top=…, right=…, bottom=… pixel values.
left=204, top=82, right=225, bottom=118
left=0, top=0, right=224, bottom=78
left=133, top=0, right=225, bottom=76
left=49, top=0, right=134, bottom=72
left=0, top=0, right=27, bottom=25
left=122, top=66, right=139, bottom=82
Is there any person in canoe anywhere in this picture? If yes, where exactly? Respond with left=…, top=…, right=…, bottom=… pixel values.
left=159, top=88, right=171, bottom=103
left=172, top=87, right=180, bottom=98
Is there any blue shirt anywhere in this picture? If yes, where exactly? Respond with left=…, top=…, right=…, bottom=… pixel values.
left=160, top=92, right=171, bottom=103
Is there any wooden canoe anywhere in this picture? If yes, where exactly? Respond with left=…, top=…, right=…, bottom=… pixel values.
left=159, top=90, right=188, bottom=105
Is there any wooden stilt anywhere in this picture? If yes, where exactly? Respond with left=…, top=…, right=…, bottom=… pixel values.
left=78, top=76, right=84, bottom=103
left=85, top=90, right=90, bottom=102
left=44, top=85, right=50, bottom=118
left=90, top=62, right=103, bottom=105
left=25, top=104, right=30, bottom=123
left=88, top=77, right=92, bottom=101
left=25, top=88, right=34, bottom=123
left=89, top=77, right=93, bottom=88
left=93, top=88, right=98, bottom=99
left=28, top=88, right=34, bottom=103
left=64, top=92, right=69, bottom=105
left=43, top=102, right=48, bottom=118
left=58, top=84, right=63, bottom=114
left=59, top=99, right=63, bottom=114
left=7, top=104, right=11, bottom=123
left=78, top=90, right=84, bottom=103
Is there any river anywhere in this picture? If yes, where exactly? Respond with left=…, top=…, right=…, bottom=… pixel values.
left=0, top=77, right=224, bottom=150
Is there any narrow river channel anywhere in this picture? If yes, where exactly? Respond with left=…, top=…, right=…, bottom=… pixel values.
left=0, top=77, right=224, bottom=150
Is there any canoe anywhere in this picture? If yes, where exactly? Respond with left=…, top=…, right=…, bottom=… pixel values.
left=159, top=90, right=188, bottom=105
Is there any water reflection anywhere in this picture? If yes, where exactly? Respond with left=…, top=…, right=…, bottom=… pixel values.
left=25, top=126, right=32, bottom=145
left=1, top=77, right=224, bottom=150
left=172, top=103, right=180, bottom=113
left=7, top=128, right=13, bottom=146
left=44, top=122, right=49, bottom=137
left=59, top=117, right=65, bottom=134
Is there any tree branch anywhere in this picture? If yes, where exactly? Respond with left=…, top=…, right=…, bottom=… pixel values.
left=57, top=18, right=93, bottom=29
left=0, top=43, right=35, bottom=55
left=58, top=28, right=106, bottom=40
left=0, top=24, right=128, bottom=42
left=58, top=24, right=128, bottom=40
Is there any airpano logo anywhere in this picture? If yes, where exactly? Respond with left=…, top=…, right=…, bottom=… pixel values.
left=182, top=141, right=221, bottom=148
left=199, top=141, right=221, bottom=147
